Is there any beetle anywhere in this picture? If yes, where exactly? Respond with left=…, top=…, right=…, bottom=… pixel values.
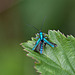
left=27, top=17, right=57, bottom=54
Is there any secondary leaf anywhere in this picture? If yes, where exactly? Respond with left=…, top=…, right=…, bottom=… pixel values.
left=21, top=30, right=75, bottom=75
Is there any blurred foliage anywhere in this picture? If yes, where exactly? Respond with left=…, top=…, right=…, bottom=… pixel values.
left=0, top=0, right=75, bottom=75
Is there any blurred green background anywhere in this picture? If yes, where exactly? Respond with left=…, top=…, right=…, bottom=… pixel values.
left=0, top=0, right=75, bottom=75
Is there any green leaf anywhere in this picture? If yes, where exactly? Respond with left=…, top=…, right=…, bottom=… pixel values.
left=21, top=30, right=75, bottom=75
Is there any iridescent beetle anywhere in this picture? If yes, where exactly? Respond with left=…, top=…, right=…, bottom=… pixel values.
left=28, top=17, right=57, bottom=54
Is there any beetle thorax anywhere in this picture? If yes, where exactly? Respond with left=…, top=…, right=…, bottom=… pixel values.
left=39, top=32, right=43, bottom=40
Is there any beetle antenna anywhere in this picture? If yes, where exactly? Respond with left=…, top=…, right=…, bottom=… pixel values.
left=40, top=16, right=46, bottom=31
left=26, top=24, right=39, bottom=31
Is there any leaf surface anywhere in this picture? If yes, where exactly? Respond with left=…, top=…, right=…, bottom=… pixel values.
left=21, top=30, right=75, bottom=75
